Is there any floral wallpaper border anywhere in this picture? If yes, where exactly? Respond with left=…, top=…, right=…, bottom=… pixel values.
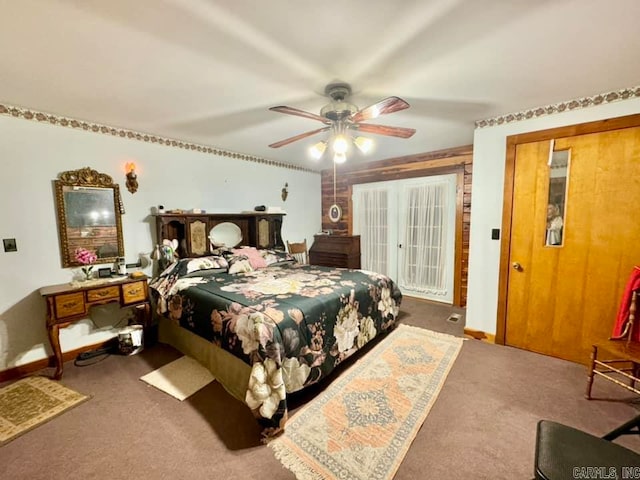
left=0, top=103, right=318, bottom=173
left=475, top=85, right=640, bottom=128
left=5, top=85, right=638, bottom=165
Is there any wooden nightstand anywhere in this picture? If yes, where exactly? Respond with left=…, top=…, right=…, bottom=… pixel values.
left=40, top=276, right=151, bottom=379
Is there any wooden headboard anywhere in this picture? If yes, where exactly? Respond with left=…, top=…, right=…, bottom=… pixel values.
left=154, top=212, right=285, bottom=258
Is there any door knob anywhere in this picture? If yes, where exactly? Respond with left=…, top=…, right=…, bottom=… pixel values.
left=512, top=262, right=523, bottom=271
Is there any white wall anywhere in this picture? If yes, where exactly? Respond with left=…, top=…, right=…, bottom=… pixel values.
left=466, top=97, right=640, bottom=334
left=0, top=116, right=321, bottom=372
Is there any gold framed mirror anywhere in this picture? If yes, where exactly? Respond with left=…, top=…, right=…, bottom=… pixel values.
left=54, top=167, right=125, bottom=267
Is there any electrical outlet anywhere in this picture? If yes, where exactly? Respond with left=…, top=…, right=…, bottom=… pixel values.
left=446, top=313, right=462, bottom=323
left=3, top=238, right=17, bottom=252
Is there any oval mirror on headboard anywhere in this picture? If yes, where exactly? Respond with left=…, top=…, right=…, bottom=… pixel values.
left=209, top=222, right=242, bottom=248
left=54, top=167, right=125, bottom=267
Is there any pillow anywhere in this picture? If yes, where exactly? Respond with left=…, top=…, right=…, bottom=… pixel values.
left=228, top=258, right=254, bottom=274
left=232, top=247, right=267, bottom=269
left=183, top=256, right=229, bottom=275
left=262, top=249, right=295, bottom=266
left=155, top=256, right=228, bottom=281
left=210, top=246, right=235, bottom=257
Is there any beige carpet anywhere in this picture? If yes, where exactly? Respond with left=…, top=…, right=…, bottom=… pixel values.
left=0, top=375, right=89, bottom=445
left=140, top=356, right=215, bottom=401
left=270, top=324, right=463, bottom=480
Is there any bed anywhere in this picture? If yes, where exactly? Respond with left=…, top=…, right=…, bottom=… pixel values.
left=149, top=247, right=402, bottom=439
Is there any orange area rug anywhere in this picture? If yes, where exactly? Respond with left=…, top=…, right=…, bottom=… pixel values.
left=269, top=324, right=463, bottom=480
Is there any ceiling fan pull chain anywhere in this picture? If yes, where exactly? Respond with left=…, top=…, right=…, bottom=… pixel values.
left=333, top=161, right=337, bottom=205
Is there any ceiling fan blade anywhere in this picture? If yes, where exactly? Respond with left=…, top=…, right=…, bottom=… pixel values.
left=269, top=106, right=329, bottom=124
left=269, top=126, right=330, bottom=148
left=353, top=123, right=416, bottom=139
left=350, top=96, right=410, bottom=123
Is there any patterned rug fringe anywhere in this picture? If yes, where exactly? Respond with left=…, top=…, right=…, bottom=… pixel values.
left=397, top=323, right=462, bottom=339
left=271, top=441, right=325, bottom=480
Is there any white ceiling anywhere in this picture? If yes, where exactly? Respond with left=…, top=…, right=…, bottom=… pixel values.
left=2, top=0, right=640, bottom=170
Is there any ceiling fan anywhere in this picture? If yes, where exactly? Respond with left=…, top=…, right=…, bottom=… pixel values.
left=268, top=82, right=416, bottom=162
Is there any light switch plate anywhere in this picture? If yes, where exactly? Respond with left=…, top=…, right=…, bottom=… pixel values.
left=3, top=238, right=17, bottom=252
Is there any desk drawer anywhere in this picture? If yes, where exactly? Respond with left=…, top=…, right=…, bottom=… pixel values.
left=122, top=281, right=147, bottom=304
left=87, top=286, right=120, bottom=303
left=54, top=292, right=86, bottom=318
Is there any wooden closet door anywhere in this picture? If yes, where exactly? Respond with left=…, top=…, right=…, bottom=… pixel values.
left=506, top=126, right=640, bottom=364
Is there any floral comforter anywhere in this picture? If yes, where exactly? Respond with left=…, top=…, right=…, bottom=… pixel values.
left=149, top=254, right=402, bottom=438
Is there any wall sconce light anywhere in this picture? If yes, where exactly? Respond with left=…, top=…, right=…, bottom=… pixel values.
left=281, top=182, right=289, bottom=202
left=125, top=162, right=138, bottom=194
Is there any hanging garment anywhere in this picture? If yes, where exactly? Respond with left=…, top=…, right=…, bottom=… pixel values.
left=611, top=266, right=640, bottom=341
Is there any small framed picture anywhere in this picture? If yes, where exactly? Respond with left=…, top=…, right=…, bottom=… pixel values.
left=329, top=204, right=342, bottom=223
left=98, top=267, right=112, bottom=278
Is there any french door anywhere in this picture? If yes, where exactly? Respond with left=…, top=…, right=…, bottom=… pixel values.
left=353, top=174, right=457, bottom=303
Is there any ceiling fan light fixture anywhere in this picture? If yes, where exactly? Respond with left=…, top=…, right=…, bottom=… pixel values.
left=354, top=136, right=373, bottom=154
left=268, top=82, right=414, bottom=157
left=309, top=141, right=326, bottom=159
left=333, top=152, right=346, bottom=164
left=332, top=134, right=349, bottom=155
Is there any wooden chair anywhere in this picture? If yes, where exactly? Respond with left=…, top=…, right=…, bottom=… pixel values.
left=286, top=239, right=308, bottom=265
left=586, top=285, right=640, bottom=399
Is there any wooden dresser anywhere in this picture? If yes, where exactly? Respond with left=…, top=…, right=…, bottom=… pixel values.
left=309, top=234, right=361, bottom=269
left=40, top=276, right=150, bottom=379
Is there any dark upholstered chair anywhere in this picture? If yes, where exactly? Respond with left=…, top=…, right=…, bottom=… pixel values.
left=534, top=418, right=640, bottom=480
